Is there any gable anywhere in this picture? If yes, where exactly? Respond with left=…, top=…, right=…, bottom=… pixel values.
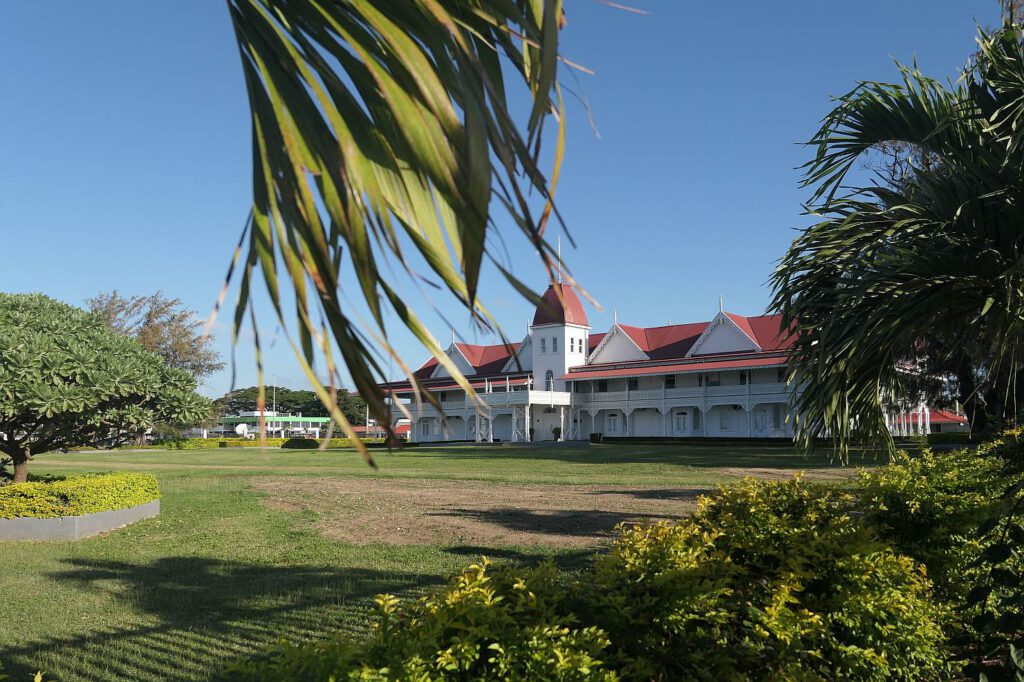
left=588, top=326, right=649, bottom=364
left=432, top=344, right=476, bottom=378
left=687, top=313, right=760, bottom=357
left=502, top=337, right=533, bottom=373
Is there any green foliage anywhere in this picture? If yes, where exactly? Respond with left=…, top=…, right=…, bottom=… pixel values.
left=0, top=293, right=210, bottom=479
left=586, top=477, right=951, bottom=681
left=926, top=432, right=975, bottom=445
left=218, top=439, right=288, bottom=448
left=0, top=473, right=160, bottom=519
left=771, top=23, right=1024, bottom=458
left=215, top=386, right=367, bottom=425
left=231, top=560, right=617, bottom=681
left=236, top=477, right=951, bottom=682
left=87, top=290, right=225, bottom=381
left=226, top=0, right=568, bottom=451
left=857, top=447, right=1007, bottom=605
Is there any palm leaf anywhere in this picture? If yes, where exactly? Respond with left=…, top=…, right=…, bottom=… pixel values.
left=224, top=0, right=570, bottom=460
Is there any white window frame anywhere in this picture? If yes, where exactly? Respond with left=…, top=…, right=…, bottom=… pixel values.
left=540, top=338, right=547, bottom=353
left=606, top=412, right=619, bottom=433
left=719, top=410, right=732, bottom=431
left=552, top=337, right=558, bottom=353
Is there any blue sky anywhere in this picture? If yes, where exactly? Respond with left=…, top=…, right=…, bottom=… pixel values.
left=0, top=1, right=1000, bottom=396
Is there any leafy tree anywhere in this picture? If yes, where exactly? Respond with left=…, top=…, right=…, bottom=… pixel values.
left=0, top=294, right=211, bottom=482
left=214, top=386, right=366, bottom=425
left=224, top=1, right=569, bottom=457
left=771, top=22, right=1024, bottom=459
left=87, top=291, right=225, bottom=382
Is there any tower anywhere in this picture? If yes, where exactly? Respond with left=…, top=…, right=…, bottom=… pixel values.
left=530, top=283, right=590, bottom=391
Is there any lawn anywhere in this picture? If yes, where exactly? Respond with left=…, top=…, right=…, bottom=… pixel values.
left=0, top=444, right=874, bottom=681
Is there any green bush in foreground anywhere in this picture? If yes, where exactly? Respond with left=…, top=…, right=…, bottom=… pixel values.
left=0, top=472, right=160, bottom=519
left=232, top=560, right=616, bottom=681
left=587, top=477, right=951, bottom=681
left=232, top=478, right=949, bottom=681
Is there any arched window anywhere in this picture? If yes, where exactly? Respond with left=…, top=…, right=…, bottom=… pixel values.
left=545, top=369, right=554, bottom=391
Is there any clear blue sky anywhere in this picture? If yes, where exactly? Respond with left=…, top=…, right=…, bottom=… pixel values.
left=0, top=1, right=1000, bottom=397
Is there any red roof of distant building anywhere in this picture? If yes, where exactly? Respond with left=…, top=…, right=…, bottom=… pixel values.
left=891, top=408, right=968, bottom=425
left=533, top=284, right=589, bottom=327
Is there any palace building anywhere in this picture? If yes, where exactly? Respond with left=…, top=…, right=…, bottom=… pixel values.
left=382, top=283, right=825, bottom=442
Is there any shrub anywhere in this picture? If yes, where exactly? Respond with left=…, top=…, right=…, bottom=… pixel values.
left=0, top=472, right=160, bottom=519
left=927, top=432, right=975, bottom=445
left=857, top=447, right=1008, bottom=605
left=230, top=560, right=617, bottom=681
left=280, top=438, right=320, bottom=449
left=217, top=438, right=288, bottom=448
left=584, top=477, right=952, bottom=681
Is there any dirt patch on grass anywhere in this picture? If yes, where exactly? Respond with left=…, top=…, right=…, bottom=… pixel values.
left=254, top=478, right=711, bottom=548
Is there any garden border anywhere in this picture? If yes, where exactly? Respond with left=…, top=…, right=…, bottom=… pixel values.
left=0, top=500, right=160, bottom=541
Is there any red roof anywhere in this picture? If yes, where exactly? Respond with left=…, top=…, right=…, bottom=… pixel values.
left=893, top=408, right=968, bottom=425
left=412, top=341, right=520, bottom=380
left=563, top=354, right=788, bottom=381
left=599, top=313, right=793, bottom=359
left=533, top=284, right=589, bottom=327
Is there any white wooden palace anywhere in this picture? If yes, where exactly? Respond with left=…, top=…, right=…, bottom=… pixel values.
left=382, top=284, right=960, bottom=442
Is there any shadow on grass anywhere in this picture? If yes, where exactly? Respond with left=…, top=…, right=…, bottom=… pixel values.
left=410, top=444, right=884, bottom=469
left=444, top=545, right=597, bottom=573
left=584, top=488, right=709, bottom=502
left=430, top=507, right=684, bottom=541
left=4, top=557, right=443, bottom=682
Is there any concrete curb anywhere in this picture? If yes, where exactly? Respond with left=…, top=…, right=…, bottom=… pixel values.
left=0, top=500, right=160, bottom=541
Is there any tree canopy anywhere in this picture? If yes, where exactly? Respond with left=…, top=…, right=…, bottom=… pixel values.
left=0, top=293, right=211, bottom=482
left=771, top=23, right=1024, bottom=459
left=88, top=291, right=225, bottom=382
left=224, top=0, right=570, bottom=460
left=215, top=386, right=366, bottom=425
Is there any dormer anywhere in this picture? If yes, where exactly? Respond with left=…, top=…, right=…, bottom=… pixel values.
left=431, top=342, right=477, bottom=378
left=686, top=310, right=761, bottom=357
left=587, top=323, right=649, bottom=364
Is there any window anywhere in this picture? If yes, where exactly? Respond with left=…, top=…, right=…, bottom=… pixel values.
left=607, top=412, right=619, bottom=433
left=719, top=410, right=732, bottom=431
left=674, top=410, right=687, bottom=433
left=698, top=374, right=703, bottom=387
left=754, top=409, right=767, bottom=432
left=739, top=371, right=747, bottom=385
left=545, top=370, right=555, bottom=391
left=665, top=375, right=676, bottom=389
left=693, top=409, right=701, bottom=430
left=439, top=392, right=447, bottom=403
left=777, top=367, right=786, bottom=383
left=420, top=421, right=429, bottom=436
left=540, top=338, right=547, bottom=353
left=552, top=337, right=558, bottom=353
left=707, top=374, right=721, bottom=387
left=628, top=378, right=639, bottom=391
left=570, top=338, right=575, bottom=352
left=597, top=380, right=608, bottom=393
left=772, top=405, right=783, bottom=430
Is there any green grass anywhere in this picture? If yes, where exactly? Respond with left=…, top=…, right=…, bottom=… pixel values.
left=0, top=444, right=873, bottom=681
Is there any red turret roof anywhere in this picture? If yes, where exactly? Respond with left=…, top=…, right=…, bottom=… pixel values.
left=533, top=284, right=589, bottom=327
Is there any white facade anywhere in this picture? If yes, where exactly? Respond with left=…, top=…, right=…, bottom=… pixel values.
left=387, top=284, right=961, bottom=443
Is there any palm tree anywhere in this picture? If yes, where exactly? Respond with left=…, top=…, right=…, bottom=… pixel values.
left=771, top=23, right=1024, bottom=460
left=224, top=1, right=573, bottom=460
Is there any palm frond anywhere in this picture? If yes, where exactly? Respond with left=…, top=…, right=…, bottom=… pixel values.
left=224, top=0, right=569, bottom=459
left=773, top=23, right=1024, bottom=461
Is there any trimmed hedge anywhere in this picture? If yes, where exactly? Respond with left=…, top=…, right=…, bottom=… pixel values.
left=0, top=472, right=160, bottom=519
left=217, top=438, right=288, bottom=448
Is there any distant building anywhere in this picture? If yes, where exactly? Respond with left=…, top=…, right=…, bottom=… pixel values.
left=381, top=282, right=966, bottom=443
left=213, top=411, right=331, bottom=438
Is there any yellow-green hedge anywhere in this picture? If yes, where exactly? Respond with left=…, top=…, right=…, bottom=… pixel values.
left=0, top=472, right=160, bottom=519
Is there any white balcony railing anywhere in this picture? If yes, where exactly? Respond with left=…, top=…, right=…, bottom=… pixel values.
left=748, top=382, right=789, bottom=395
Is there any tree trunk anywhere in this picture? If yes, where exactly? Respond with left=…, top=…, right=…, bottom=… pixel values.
left=12, top=449, right=29, bottom=484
